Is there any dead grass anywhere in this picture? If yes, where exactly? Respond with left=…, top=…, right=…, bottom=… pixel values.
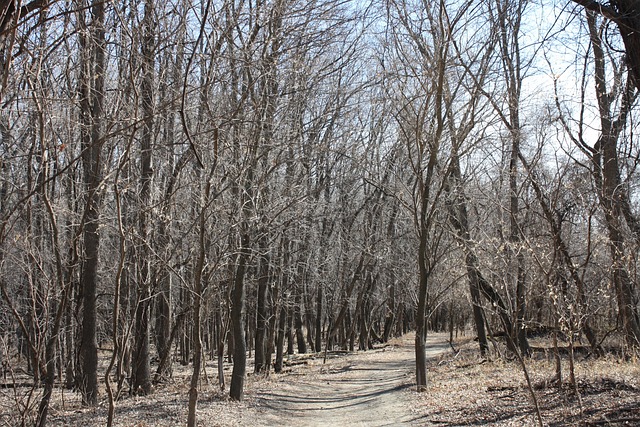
left=420, top=337, right=640, bottom=426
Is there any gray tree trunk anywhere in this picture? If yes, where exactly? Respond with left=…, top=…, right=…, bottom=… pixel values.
left=78, top=0, right=106, bottom=405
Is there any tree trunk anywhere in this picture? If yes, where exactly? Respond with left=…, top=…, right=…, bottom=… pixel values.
left=216, top=309, right=226, bottom=390
left=468, top=264, right=489, bottom=357
left=574, top=0, right=640, bottom=91
left=274, top=303, right=287, bottom=374
left=229, top=234, right=249, bottom=400
left=186, top=294, right=202, bottom=427
left=326, top=254, right=365, bottom=347
left=415, top=331, right=427, bottom=391
left=358, top=275, right=372, bottom=351
left=305, top=295, right=316, bottom=353
left=155, top=274, right=171, bottom=378
left=587, top=11, right=640, bottom=348
left=79, top=212, right=99, bottom=405
left=78, top=0, right=106, bottom=405
left=415, top=231, right=429, bottom=392
left=154, top=307, right=188, bottom=384
left=445, top=153, right=489, bottom=357
left=383, top=280, right=395, bottom=343
left=187, top=180, right=208, bottom=427
left=315, top=284, right=323, bottom=352
left=612, top=0, right=640, bottom=90
left=131, top=0, right=155, bottom=396
left=131, top=292, right=151, bottom=395
left=294, top=290, right=306, bottom=354
left=254, top=245, right=269, bottom=373
left=287, top=305, right=294, bottom=355
left=154, top=39, right=190, bottom=379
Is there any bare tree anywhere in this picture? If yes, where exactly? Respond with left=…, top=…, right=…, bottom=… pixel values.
left=573, top=0, right=640, bottom=91
left=77, top=0, right=107, bottom=406
left=553, top=10, right=640, bottom=349
left=386, top=0, right=459, bottom=391
left=130, top=0, right=156, bottom=396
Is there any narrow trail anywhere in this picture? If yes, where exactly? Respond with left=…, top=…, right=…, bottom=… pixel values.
left=249, top=334, right=450, bottom=426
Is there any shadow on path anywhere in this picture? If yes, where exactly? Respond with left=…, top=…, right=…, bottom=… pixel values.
left=251, top=333, right=450, bottom=426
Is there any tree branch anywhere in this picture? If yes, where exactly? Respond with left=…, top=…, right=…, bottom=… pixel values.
left=571, top=0, right=621, bottom=22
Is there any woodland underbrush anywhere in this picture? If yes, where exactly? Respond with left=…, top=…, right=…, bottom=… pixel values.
left=0, top=348, right=254, bottom=427
left=421, top=336, right=640, bottom=426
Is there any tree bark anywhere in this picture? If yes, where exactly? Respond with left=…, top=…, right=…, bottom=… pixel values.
left=315, top=283, right=323, bottom=352
left=274, top=303, right=287, bottom=374
left=254, top=244, right=270, bottom=373
left=131, top=0, right=155, bottom=396
left=78, top=0, right=106, bottom=405
left=229, top=235, right=248, bottom=400
left=415, top=227, right=429, bottom=392
left=294, top=289, right=307, bottom=354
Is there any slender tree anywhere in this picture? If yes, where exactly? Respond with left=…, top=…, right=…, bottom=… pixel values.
left=131, top=0, right=156, bottom=396
left=77, top=0, right=107, bottom=406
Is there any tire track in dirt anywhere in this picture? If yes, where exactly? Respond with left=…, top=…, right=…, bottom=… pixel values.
left=250, top=333, right=449, bottom=426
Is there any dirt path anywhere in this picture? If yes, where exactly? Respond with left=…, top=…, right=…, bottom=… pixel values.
left=248, top=333, right=449, bottom=426
left=27, top=333, right=449, bottom=426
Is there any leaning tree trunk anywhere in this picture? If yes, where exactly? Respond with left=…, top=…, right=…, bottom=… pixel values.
left=444, top=153, right=489, bottom=357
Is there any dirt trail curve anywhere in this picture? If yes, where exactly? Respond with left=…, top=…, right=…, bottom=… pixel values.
left=249, top=333, right=450, bottom=426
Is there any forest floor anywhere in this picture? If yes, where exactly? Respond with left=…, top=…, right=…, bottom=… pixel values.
left=2, top=332, right=640, bottom=426
left=419, top=336, right=640, bottom=426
